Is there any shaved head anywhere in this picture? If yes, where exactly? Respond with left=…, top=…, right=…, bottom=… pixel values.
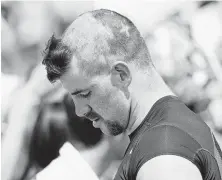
left=42, top=9, right=154, bottom=136
left=43, top=9, right=152, bottom=82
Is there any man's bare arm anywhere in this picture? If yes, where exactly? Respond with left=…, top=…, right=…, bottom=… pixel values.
left=2, top=88, right=41, bottom=180
left=136, top=155, right=203, bottom=180
left=2, top=65, right=56, bottom=180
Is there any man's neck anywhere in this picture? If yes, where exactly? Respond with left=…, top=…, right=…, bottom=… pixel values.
left=126, top=73, right=175, bottom=137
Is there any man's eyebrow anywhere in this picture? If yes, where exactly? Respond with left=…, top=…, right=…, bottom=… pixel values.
left=71, top=89, right=85, bottom=95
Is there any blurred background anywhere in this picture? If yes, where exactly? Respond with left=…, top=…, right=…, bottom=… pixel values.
left=1, top=1, right=222, bottom=180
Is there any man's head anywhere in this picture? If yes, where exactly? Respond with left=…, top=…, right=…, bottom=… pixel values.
left=42, top=9, right=153, bottom=136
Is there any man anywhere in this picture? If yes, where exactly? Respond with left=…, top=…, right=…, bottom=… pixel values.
left=42, top=9, right=222, bottom=180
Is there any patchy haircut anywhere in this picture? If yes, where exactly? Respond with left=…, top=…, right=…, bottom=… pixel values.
left=91, top=9, right=152, bottom=68
left=42, top=35, right=73, bottom=83
left=42, top=9, right=152, bottom=82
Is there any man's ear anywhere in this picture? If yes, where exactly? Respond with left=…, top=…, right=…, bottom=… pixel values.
left=110, top=62, right=132, bottom=90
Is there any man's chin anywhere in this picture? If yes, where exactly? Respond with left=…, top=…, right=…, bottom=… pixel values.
left=100, top=127, right=123, bottom=136
left=99, top=121, right=124, bottom=136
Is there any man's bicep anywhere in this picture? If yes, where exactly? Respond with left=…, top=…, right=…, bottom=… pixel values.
left=136, top=155, right=203, bottom=180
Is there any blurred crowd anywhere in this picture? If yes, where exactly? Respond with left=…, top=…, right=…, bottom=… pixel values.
left=1, top=1, right=222, bottom=180
left=145, top=1, right=222, bottom=136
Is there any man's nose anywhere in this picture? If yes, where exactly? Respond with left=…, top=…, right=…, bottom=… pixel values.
left=73, top=99, right=89, bottom=117
left=75, top=105, right=89, bottom=117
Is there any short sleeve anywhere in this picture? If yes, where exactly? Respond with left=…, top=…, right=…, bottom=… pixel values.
left=128, top=125, right=201, bottom=179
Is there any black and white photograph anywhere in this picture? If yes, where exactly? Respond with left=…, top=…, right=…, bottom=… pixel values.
left=1, top=1, right=222, bottom=180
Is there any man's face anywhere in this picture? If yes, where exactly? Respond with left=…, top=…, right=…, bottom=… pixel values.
left=60, top=62, right=131, bottom=136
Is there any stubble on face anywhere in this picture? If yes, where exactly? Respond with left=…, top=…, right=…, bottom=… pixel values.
left=91, top=79, right=129, bottom=136
left=61, top=59, right=130, bottom=137
left=105, top=120, right=125, bottom=136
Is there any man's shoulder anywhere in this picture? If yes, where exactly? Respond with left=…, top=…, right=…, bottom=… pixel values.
left=127, top=125, right=201, bottom=176
left=134, top=125, right=201, bottom=154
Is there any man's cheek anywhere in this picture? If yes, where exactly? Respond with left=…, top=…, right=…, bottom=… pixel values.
left=91, top=98, right=106, bottom=115
left=94, top=95, right=109, bottom=108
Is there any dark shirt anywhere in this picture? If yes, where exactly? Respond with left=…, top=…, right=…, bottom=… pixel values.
left=114, top=96, right=222, bottom=180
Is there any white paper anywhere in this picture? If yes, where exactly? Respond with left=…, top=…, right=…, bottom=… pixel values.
left=35, top=142, right=99, bottom=180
